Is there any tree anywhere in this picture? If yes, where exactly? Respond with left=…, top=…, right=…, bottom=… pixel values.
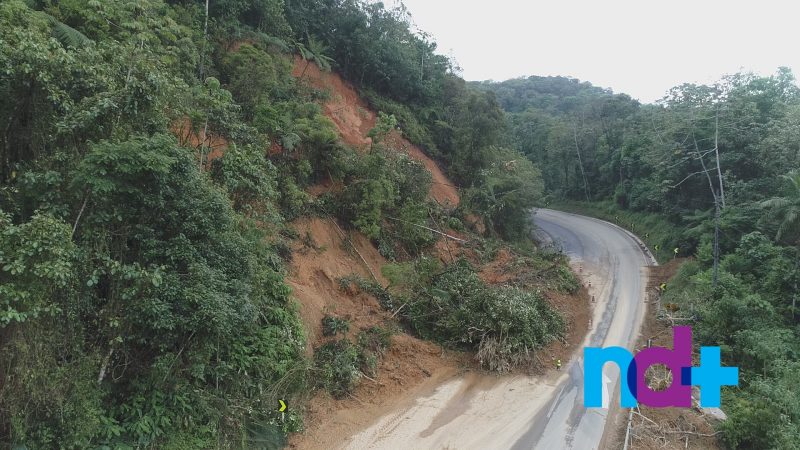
left=762, top=170, right=800, bottom=244
left=464, top=146, right=545, bottom=239
left=297, top=35, right=333, bottom=78
left=762, top=170, right=800, bottom=319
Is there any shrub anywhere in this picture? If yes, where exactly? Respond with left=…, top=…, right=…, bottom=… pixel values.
left=404, top=259, right=565, bottom=371
left=322, top=315, right=350, bottom=337
left=354, top=327, right=391, bottom=377
left=332, top=145, right=435, bottom=255
left=357, top=326, right=392, bottom=356
left=313, top=327, right=394, bottom=396
left=313, top=340, right=360, bottom=399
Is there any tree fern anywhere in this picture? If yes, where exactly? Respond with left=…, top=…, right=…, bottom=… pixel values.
left=762, top=170, right=800, bottom=242
left=22, top=1, right=92, bottom=48
left=44, top=14, right=92, bottom=48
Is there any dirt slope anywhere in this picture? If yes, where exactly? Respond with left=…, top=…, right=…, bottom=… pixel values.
left=292, top=57, right=459, bottom=207
left=287, top=60, right=591, bottom=449
left=171, top=117, right=228, bottom=163
left=287, top=60, right=466, bottom=448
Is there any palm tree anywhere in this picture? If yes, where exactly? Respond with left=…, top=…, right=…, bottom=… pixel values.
left=762, top=170, right=800, bottom=243
left=297, top=36, right=334, bottom=79
left=762, top=170, right=800, bottom=319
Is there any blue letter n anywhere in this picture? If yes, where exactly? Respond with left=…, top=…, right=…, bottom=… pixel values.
left=584, top=347, right=637, bottom=408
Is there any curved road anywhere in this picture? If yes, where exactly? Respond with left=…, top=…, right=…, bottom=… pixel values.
left=344, top=209, right=656, bottom=449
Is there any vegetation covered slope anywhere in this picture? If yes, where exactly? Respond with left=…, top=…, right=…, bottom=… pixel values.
left=481, top=71, right=800, bottom=448
left=0, top=0, right=569, bottom=448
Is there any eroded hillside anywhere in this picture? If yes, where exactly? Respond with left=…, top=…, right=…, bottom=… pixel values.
left=285, top=60, right=591, bottom=448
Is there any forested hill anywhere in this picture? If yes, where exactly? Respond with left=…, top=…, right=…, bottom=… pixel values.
left=481, top=70, right=798, bottom=216
left=0, top=0, right=571, bottom=448
left=472, top=76, right=637, bottom=115
left=487, top=70, right=800, bottom=448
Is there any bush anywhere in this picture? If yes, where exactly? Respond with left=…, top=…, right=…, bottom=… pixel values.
left=313, top=329, right=393, bottom=397
left=720, top=393, right=784, bottom=449
left=329, top=144, right=435, bottom=254
left=400, top=259, right=565, bottom=371
left=313, top=340, right=360, bottom=399
left=356, top=326, right=392, bottom=377
left=337, top=274, right=394, bottom=309
left=362, top=90, right=438, bottom=153
left=357, top=326, right=392, bottom=355
left=322, top=315, right=350, bottom=337
left=210, top=143, right=280, bottom=218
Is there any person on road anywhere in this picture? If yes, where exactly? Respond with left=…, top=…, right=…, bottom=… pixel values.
left=556, top=359, right=562, bottom=371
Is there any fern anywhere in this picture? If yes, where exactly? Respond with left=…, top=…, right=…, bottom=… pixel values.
left=26, top=5, right=92, bottom=48
left=46, top=16, right=91, bottom=48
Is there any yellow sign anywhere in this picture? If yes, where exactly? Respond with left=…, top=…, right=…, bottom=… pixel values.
left=278, top=399, right=287, bottom=412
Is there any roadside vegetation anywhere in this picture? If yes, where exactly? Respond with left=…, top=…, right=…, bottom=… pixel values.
left=482, top=71, right=800, bottom=448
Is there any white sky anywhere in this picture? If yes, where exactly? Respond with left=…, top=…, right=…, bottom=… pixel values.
left=388, top=0, right=800, bottom=103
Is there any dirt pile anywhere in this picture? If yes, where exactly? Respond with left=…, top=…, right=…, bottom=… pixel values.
left=290, top=334, right=464, bottom=449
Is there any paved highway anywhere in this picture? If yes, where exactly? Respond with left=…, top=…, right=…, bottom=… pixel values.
left=344, top=209, right=655, bottom=449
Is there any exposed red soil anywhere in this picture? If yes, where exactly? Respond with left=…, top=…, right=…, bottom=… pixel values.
left=288, top=217, right=389, bottom=350
left=293, top=56, right=376, bottom=149
left=383, top=131, right=460, bottom=208
left=288, top=59, right=467, bottom=448
left=293, top=57, right=460, bottom=207
left=171, top=117, right=228, bottom=163
left=478, top=248, right=515, bottom=284
left=287, top=216, right=467, bottom=448
left=289, top=334, right=466, bottom=449
left=464, top=213, right=487, bottom=235
left=287, top=56, right=591, bottom=447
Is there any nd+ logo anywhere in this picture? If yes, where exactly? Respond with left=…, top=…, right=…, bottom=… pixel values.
left=584, top=326, right=738, bottom=408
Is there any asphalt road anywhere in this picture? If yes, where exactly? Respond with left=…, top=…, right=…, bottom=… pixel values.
left=344, top=209, right=655, bottom=450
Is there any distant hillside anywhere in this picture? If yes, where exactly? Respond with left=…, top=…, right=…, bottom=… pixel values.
left=471, top=76, right=637, bottom=115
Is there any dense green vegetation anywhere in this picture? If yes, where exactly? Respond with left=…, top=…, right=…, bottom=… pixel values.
left=0, top=0, right=556, bottom=447
left=391, top=258, right=566, bottom=372
left=313, top=325, right=391, bottom=399
left=13, top=0, right=795, bottom=446
left=481, top=71, right=800, bottom=447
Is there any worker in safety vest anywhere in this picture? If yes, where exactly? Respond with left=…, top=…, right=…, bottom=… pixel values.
left=556, top=359, right=562, bottom=370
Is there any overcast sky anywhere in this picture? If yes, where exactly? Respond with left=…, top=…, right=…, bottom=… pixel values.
left=388, top=0, right=799, bottom=103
